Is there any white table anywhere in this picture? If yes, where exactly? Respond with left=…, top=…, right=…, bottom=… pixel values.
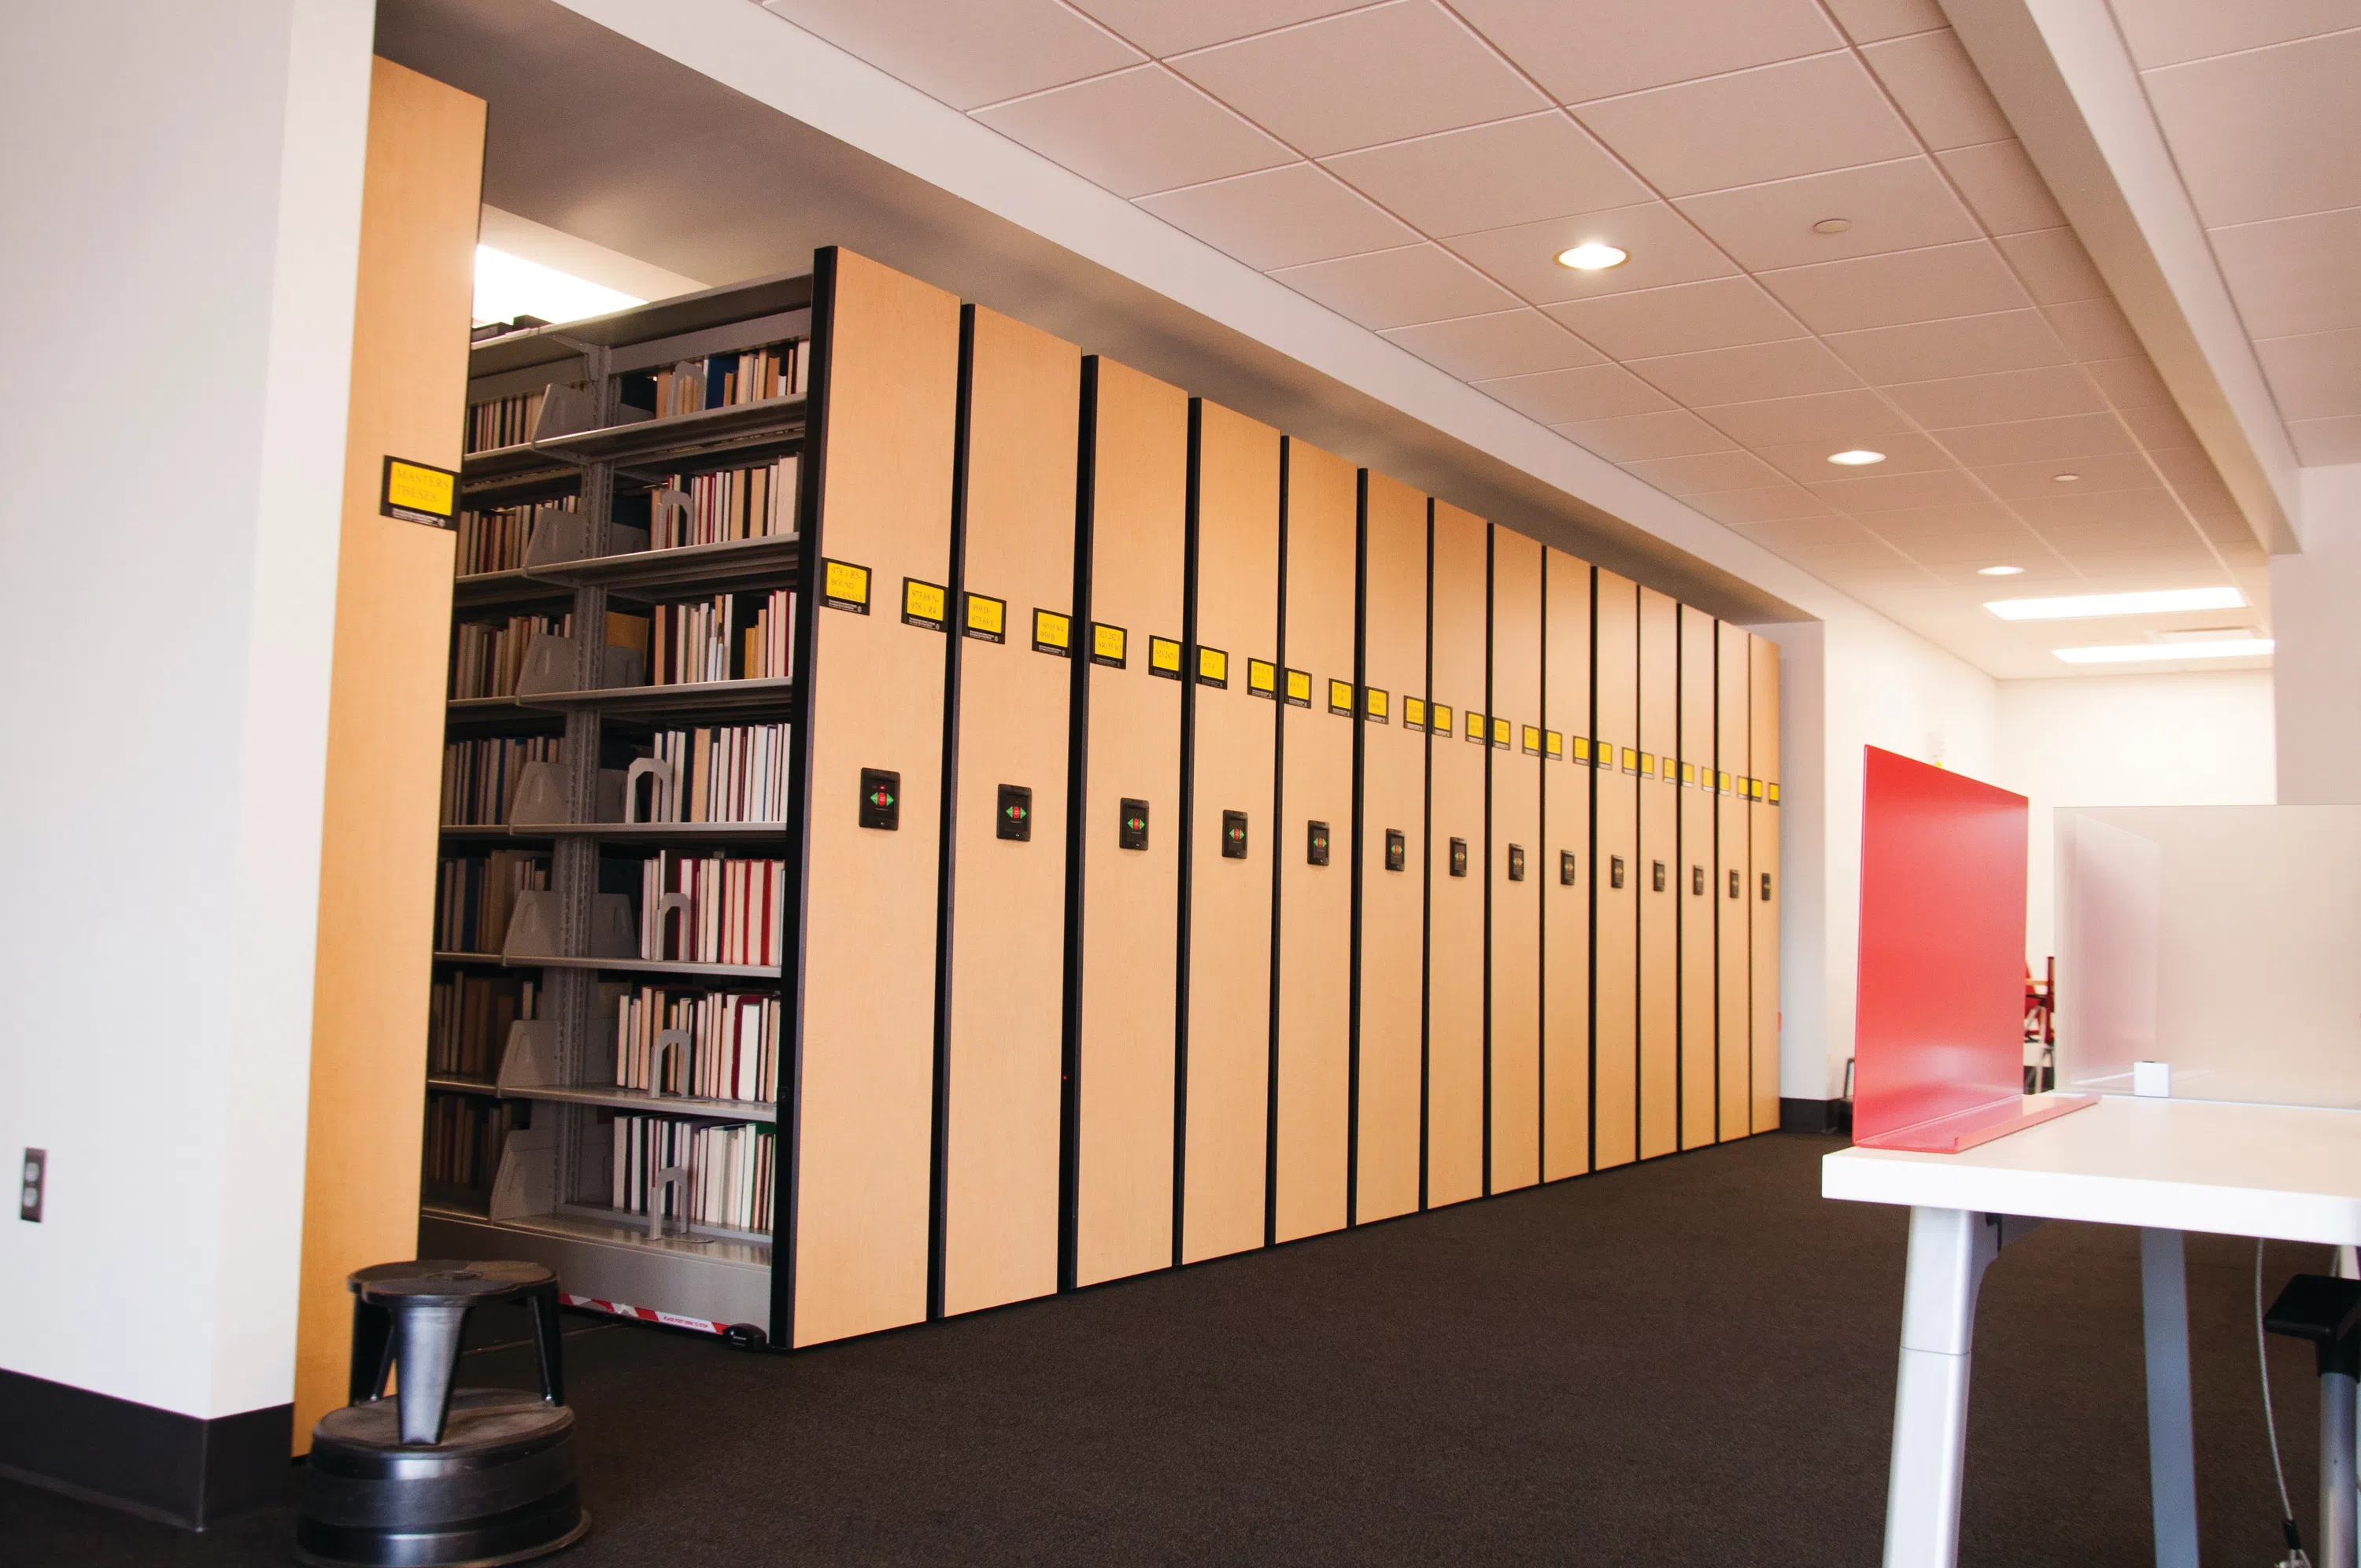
left=1823, top=1094, right=2361, bottom=1567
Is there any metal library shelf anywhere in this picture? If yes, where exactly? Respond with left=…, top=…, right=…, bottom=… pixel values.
left=424, top=267, right=810, bottom=1340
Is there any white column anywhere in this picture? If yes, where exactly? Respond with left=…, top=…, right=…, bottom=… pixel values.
left=2273, top=463, right=2361, bottom=806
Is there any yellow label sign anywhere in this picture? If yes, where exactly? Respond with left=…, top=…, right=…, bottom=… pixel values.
left=1248, top=659, right=1277, bottom=696
left=1149, top=635, right=1182, bottom=673
left=1198, top=646, right=1228, bottom=684
left=1545, top=729, right=1564, bottom=758
left=903, top=577, right=947, bottom=627
left=1768, top=781, right=1780, bottom=804
left=1680, top=761, right=1695, bottom=785
left=1492, top=717, right=1511, bottom=747
left=1640, top=751, right=1656, bottom=777
left=1432, top=704, right=1452, bottom=734
left=1719, top=769, right=1732, bottom=793
left=1286, top=668, right=1313, bottom=705
left=1365, top=687, right=1388, bottom=721
left=1328, top=678, right=1355, bottom=714
left=1523, top=725, right=1542, bottom=754
left=381, top=456, right=456, bottom=525
left=1034, top=609, right=1070, bottom=652
left=1467, top=710, right=1485, bottom=740
left=1573, top=736, right=1591, bottom=763
left=823, top=559, right=871, bottom=612
left=965, top=592, right=1005, bottom=638
left=1405, top=696, right=1427, bottom=730
left=1624, top=747, right=1639, bottom=773
left=1096, top=623, right=1129, bottom=664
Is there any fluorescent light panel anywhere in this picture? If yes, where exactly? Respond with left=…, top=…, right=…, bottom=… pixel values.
left=1986, top=585, right=2245, bottom=621
left=473, top=245, right=643, bottom=327
left=2053, top=639, right=2273, bottom=664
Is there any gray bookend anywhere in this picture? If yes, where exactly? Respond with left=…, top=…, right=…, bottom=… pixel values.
left=508, top=760, right=570, bottom=826
left=591, top=893, right=636, bottom=958
left=488, top=1122, right=556, bottom=1221
left=593, top=767, right=627, bottom=823
left=514, top=633, right=582, bottom=696
left=529, top=381, right=600, bottom=441
left=494, top=1019, right=557, bottom=1093
left=650, top=1028, right=691, bottom=1101
left=625, top=755, right=679, bottom=822
left=522, top=507, right=588, bottom=568
left=599, top=644, right=646, bottom=689
left=501, top=891, right=564, bottom=961
left=648, top=891, right=693, bottom=961
left=609, top=522, right=651, bottom=557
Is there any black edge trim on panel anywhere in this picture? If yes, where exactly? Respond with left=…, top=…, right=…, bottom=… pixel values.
left=1173, top=397, right=1203, bottom=1268
left=1480, top=523, right=1495, bottom=1196
left=1346, top=468, right=1368, bottom=1229
left=926, top=303, right=976, bottom=1321
left=1419, top=497, right=1433, bottom=1214
left=1058, top=356, right=1098, bottom=1294
left=1587, top=563, right=1600, bottom=1179
left=0, top=1369, right=293, bottom=1529
left=1535, top=548, right=1548, bottom=1179
left=1265, top=437, right=1288, bottom=1249
left=774, top=244, right=839, bottom=1345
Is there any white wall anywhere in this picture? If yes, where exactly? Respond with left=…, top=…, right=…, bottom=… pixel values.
left=1999, top=670, right=2277, bottom=968
left=2275, top=462, right=2361, bottom=805
left=0, top=0, right=371, bottom=1420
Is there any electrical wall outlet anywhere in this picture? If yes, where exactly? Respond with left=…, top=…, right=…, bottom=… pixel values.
left=20, top=1149, right=44, bottom=1223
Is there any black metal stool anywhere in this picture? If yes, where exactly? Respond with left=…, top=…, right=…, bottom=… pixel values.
left=297, top=1260, right=588, bottom=1567
left=2265, top=1272, right=2361, bottom=1568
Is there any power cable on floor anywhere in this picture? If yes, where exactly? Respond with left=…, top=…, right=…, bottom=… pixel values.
left=2260, top=1237, right=2312, bottom=1568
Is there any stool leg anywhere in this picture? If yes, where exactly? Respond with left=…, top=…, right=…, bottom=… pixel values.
left=527, top=1284, right=566, bottom=1407
left=392, top=1301, right=472, bottom=1446
left=2324, top=1334, right=2358, bottom=1568
left=349, top=1297, right=396, bottom=1406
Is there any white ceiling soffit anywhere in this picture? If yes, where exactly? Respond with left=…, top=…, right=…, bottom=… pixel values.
left=382, top=0, right=2273, bottom=674
left=1940, top=0, right=2304, bottom=552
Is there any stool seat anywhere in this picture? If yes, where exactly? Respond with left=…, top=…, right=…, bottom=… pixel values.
left=352, top=1260, right=556, bottom=1304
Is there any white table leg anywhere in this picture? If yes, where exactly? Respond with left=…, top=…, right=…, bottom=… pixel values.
left=2139, top=1228, right=2201, bottom=1568
left=1885, top=1207, right=2001, bottom=1568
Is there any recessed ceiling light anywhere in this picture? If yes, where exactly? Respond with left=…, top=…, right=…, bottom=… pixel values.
left=1978, top=565, right=2024, bottom=577
left=1812, top=218, right=1853, bottom=234
left=1827, top=449, right=1886, bottom=466
left=2052, top=472, right=2081, bottom=482
left=2054, top=639, right=2274, bottom=665
left=1555, top=242, right=1628, bottom=271
left=1986, top=585, right=2247, bottom=621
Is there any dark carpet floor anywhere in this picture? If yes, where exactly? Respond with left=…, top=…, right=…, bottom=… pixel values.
left=1, top=1132, right=2337, bottom=1566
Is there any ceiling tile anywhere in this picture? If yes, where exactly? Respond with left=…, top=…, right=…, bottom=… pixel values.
left=2289, top=413, right=2361, bottom=465
left=1543, top=277, right=1805, bottom=360
left=1729, top=514, right=1890, bottom=555
left=1807, top=466, right=1990, bottom=511
left=2112, top=0, right=2361, bottom=69
left=2255, top=326, right=2361, bottom=420
left=1687, top=485, right=1840, bottom=525
left=2010, top=487, right=2187, bottom=530
left=1929, top=411, right=2137, bottom=465
left=1856, top=500, right=2027, bottom=534
left=2139, top=30, right=2361, bottom=227
left=1447, top=0, right=1842, bottom=104
left=1938, top=140, right=2069, bottom=234
left=1380, top=308, right=1605, bottom=379
left=1860, top=29, right=2014, bottom=149
left=1692, top=388, right=1916, bottom=446
left=1881, top=364, right=2106, bottom=426
left=1321, top=113, right=1650, bottom=238
left=1622, top=449, right=1787, bottom=495
left=2117, top=400, right=2203, bottom=448
left=1994, top=227, right=2111, bottom=303
left=1169, top=0, right=1546, bottom=158
left=1751, top=430, right=1960, bottom=483
left=1553, top=409, right=1740, bottom=462
left=1065, top=0, right=1371, bottom=57
left=1758, top=240, right=2031, bottom=333
left=974, top=66, right=1293, bottom=196
left=2082, top=355, right=2176, bottom=409
left=1442, top=205, right=1739, bottom=304
left=1675, top=158, right=1982, bottom=272
left=761, top=0, right=1142, bottom=111
left=2208, top=205, right=2361, bottom=341
left=1269, top=242, right=1521, bottom=328
left=1136, top=162, right=1419, bottom=268
left=1822, top=0, right=1949, bottom=43
left=1972, top=451, right=2166, bottom=499
left=2041, top=297, right=2147, bottom=360
left=2145, top=445, right=2231, bottom=493
left=1473, top=362, right=1676, bottom=422
left=1572, top=53, right=1916, bottom=198
left=1626, top=337, right=1864, bottom=404
left=1827, top=308, right=2071, bottom=384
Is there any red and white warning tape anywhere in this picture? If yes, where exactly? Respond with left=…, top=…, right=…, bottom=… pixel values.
left=560, top=1292, right=725, bottom=1336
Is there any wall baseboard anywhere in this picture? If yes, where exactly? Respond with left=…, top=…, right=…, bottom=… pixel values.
left=0, top=1367, right=291, bottom=1529
left=1779, top=1098, right=1850, bottom=1135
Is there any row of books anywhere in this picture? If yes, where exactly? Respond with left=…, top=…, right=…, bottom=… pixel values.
left=443, top=735, right=563, bottom=826
left=613, top=988, right=780, bottom=1103
left=465, top=386, right=549, bottom=453
left=424, top=1093, right=528, bottom=1192
left=437, top=850, right=548, bottom=954
left=639, top=851, right=786, bottom=968
left=452, top=614, right=569, bottom=699
left=630, top=340, right=804, bottom=420
left=428, top=974, right=539, bottom=1079
left=651, top=590, right=793, bottom=686
left=611, top=1112, right=774, bottom=1234
left=652, top=456, right=798, bottom=548
left=455, top=501, right=563, bottom=577
left=637, top=725, right=789, bottom=825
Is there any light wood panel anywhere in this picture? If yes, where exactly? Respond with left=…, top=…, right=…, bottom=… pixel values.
left=1426, top=501, right=1487, bottom=1207
left=296, top=58, right=482, bottom=1451
left=941, top=306, right=1079, bottom=1317
left=1677, top=604, right=1717, bottom=1150
left=1273, top=439, right=1355, bottom=1243
left=1487, top=529, right=1542, bottom=1194
left=1750, top=634, right=1782, bottom=1134
left=791, top=249, right=960, bottom=1345
left=1354, top=471, right=1426, bottom=1223
left=1591, top=570, right=1639, bottom=1170
left=1073, top=357, right=1188, bottom=1286
left=1637, top=588, right=1678, bottom=1160
left=1715, top=623, right=1752, bottom=1142
left=1181, top=400, right=1279, bottom=1264
left=1540, top=549, right=1592, bottom=1182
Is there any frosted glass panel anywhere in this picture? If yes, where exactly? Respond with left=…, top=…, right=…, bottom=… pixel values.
left=2059, top=805, right=2361, bottom=1108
